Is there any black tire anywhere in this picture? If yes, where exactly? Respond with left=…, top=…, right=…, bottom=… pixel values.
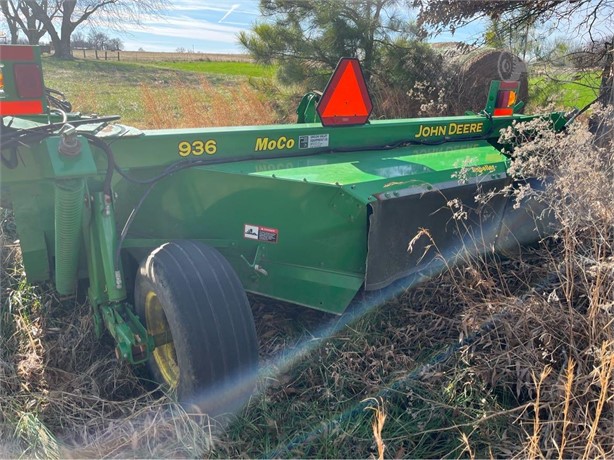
left=135, top=240, right=258, bottom=415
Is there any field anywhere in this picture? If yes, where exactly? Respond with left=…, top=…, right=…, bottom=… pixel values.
left=528, top=69, right=602, bottom=110
left=141, top=60, right=276, bottom=78
left=1, top=53, right=613, bottom=458
left=72, top=48, right=254, bottom=62
left=40, top=56, right=601, bottom=129
left=42, top=57, right=282, bottom=127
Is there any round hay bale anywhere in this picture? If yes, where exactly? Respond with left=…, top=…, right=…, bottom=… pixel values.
left=447, top=47, right=529, bottom=114
left=372, top=44, right=528, bottom=119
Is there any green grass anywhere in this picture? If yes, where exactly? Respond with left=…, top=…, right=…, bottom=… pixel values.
left=528, top=69, right=601, bottom=110
left=143, top=60, right=277, bottom=78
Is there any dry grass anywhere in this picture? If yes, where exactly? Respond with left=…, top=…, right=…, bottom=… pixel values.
left=444, top=109, right=614, bottom=458
left=364, top=397, right=387, bottom=460
left=0, top=220, right=219, bottom=458
left=140, top=78, right=278, bottom=129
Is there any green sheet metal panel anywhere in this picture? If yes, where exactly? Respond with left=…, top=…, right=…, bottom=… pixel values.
left=114, top=169, right=367, bottom=313
left=90, top=115, right=526, bottom=173
left=10, top=183, right=54, bottom=281
left=238, top=140, right=507, bottom=201
left=111, top=140, right=507, bottom=313
left=2, top=112, right=530, bottom=313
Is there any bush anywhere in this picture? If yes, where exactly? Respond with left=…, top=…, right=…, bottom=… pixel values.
left=371, top=39, right=449, bottom=118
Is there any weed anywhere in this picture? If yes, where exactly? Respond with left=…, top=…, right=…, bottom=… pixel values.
left=364, top=397, right=387, bottom=460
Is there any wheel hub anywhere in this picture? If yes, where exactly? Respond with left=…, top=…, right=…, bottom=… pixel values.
left=144, top=291, right=179, bottom=389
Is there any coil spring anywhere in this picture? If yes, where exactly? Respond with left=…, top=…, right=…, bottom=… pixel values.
left=54, top=179, right=85, bottom=295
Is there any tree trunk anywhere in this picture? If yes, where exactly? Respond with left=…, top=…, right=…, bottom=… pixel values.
left=20, top=4, right=43, bottom=45
left=25, top=29, right=41, bottom=45
left=47, top=23, right=73, bottom=59
left=53, top=38, right=72, bottom=59
left=600, top=45, right=613, bottom=106
left=590, top=43, right=613, bottom=148
left=8, top=22, right=19, bottom=44
left=52, top=11, right=74, bottom=59
left=0, top=2, right=20, bottom=44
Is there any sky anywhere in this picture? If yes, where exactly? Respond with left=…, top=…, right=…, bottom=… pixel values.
left=116, top=1, right=262, bottom=53
left=89, top=0, right=486, bottom=54
left=0, top=0, right=263, bottom=53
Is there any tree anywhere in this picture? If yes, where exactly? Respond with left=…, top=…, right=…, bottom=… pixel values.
left=0, top=1, right=20, bottom=43
left=0, top=0, right=56, bottom=45
left=484, top=14, right=539, bottom=62
left=87, top=29, right=108, bottom=50
left=412, top=1, right=612, bottom=39
left=107, top=37, right=122, bottom=51
left=8, top=0, right=169, bottom=59
left=71, top=30, right=87, bottom=48
left=239, top=0, right=419, bottom=87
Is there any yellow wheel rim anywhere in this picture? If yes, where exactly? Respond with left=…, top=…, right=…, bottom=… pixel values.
left=144, top=291, right=179, bottom=389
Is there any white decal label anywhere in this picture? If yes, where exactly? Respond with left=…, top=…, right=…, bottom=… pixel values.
left=244, top=224, right=279, bottom=243
left=299, top=134, right=329, bottom=149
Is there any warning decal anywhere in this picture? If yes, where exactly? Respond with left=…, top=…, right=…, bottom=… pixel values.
left=244, top=224, right=279, bottom=243
left=299, top=134, right=329, bottom=149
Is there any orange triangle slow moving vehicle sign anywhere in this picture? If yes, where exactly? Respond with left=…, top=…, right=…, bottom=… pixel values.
left=317, top=57, right=373, bottom=127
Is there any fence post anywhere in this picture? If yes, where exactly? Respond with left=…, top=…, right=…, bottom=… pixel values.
left=117, top=51, right=120, bottom=61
